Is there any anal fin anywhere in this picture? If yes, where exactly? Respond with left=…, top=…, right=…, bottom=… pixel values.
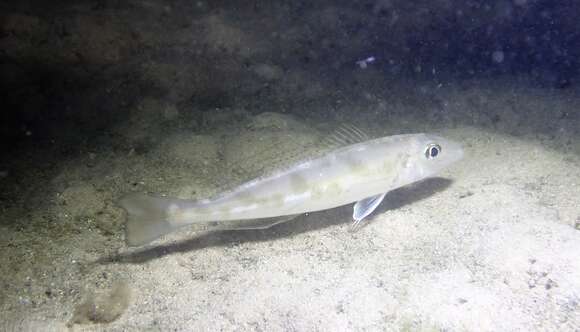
left=213, top=214, right=301, bottom=231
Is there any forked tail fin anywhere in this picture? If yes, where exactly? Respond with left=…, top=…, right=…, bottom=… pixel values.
left=119, top=193, right=181, bottom=246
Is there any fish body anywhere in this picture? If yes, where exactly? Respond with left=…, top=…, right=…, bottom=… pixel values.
left=121, top=133, right=463, bottom=246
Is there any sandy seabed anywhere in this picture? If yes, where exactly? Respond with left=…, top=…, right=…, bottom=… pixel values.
left=1, top=76, right=579, bottom=332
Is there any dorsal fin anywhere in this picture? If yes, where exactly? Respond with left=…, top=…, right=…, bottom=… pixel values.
left=213, top=128, right=326, bottom=196
left=323, top=124, right=372, bottom=149
left=210, top=124, right=372, bottom=198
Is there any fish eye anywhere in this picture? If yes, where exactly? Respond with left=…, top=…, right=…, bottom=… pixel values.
left=425, top=143, right=441, bottom=159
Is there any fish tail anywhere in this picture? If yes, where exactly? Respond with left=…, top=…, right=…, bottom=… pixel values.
left=119, top=193, right=181, bottom=246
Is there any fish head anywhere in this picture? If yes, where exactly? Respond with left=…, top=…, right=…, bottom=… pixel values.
left=396, top=134, right=464, bottom=186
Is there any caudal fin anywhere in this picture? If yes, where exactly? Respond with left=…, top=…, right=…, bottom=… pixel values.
left=119, top=193, right=179, bottom=246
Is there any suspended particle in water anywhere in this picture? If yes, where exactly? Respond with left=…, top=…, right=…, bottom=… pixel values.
left=492, top=50, right=505, bottom=63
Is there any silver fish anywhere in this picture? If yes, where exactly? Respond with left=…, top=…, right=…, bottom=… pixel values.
left=120, top=129, right=463, bottom=246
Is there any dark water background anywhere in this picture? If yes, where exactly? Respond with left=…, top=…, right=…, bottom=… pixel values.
left=1, top=0, right=578, bottom=154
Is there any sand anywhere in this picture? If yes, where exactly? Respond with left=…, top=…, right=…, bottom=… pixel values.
left=1, top=2, right=579, bottom=331
left=1, top=79, right=579, bottom=331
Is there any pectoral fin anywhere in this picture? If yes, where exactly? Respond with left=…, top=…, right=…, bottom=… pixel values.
left=351, top=193, right=387, bottom=230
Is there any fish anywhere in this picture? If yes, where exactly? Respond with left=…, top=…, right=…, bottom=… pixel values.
left=120, top=127, right=464, bottom=246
